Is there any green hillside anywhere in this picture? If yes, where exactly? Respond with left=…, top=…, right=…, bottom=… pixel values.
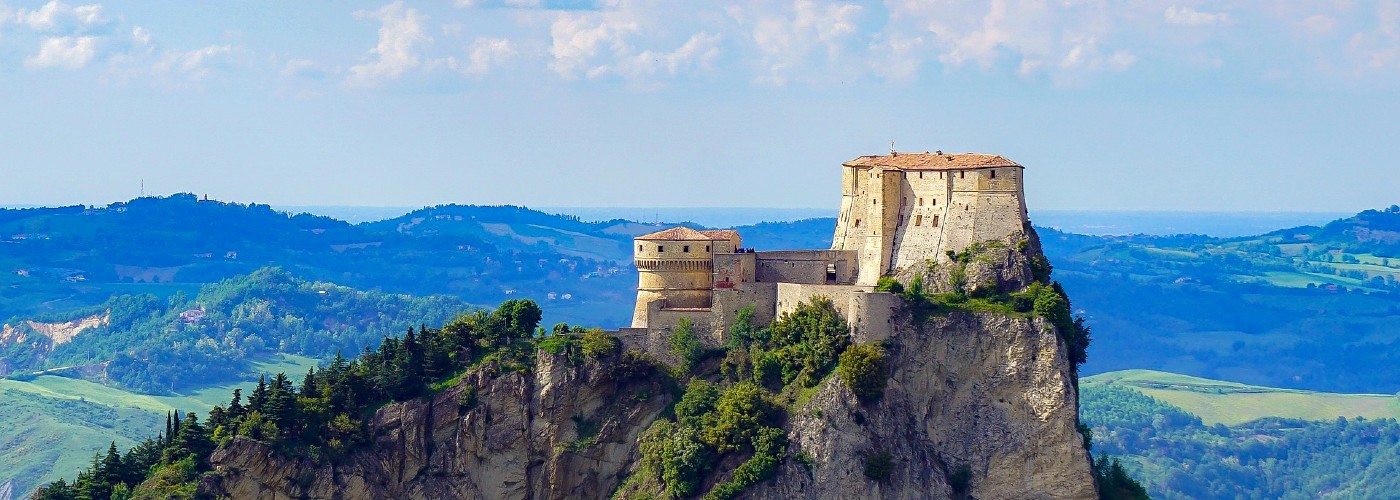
left=1082, top=372, right=1400, bottom=499
left=0, top=354, right=318, bottom=497
left=1084, top=369, right=1400, bottom=425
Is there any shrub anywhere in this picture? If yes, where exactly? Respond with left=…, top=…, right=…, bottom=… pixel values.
left=669, top=318, right=703, bottom=372
left=863, top=451, right=894, bottom=482
left=838, top=344, right=890, bottom=403
left=875, top=276, right=904, bottom=294
left=579, top=329, right=617, bottom=358
left=458, top=385, right=478, bottom=411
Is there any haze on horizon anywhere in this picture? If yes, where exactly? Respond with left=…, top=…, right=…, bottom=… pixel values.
left=1, top=1, right=1398, bottom=213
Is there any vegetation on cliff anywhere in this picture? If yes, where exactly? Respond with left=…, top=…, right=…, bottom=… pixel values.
left=31, top=298, right=545, bottom=499
left=616, top=298, right=869, bottom=499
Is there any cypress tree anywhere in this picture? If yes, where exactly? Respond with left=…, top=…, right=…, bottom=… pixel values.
left=100, top=441, right=125, bottom=489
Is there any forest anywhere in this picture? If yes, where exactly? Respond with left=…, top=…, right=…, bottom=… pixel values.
left=2, top=267, right=464, bottom=393
left=1081, top=384, right=1400, bottom=498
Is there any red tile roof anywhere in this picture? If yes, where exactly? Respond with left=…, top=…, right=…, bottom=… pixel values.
left=636, top=227, right=713, bottom=241
left=843, top=152, right=1019, bottom=170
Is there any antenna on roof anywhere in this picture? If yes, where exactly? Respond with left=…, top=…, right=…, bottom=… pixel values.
left=890, top=140, right=896, bottom=156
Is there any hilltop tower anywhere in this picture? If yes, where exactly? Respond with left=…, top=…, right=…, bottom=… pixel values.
left=831, top=152, right=1028, bottom=285
left=631, top=227, right=742, bottom=328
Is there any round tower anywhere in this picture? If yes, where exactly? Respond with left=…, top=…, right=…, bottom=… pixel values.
left=631, top=227, right=717, bottom=328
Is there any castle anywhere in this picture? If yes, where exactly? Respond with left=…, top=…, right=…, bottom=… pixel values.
left=618, top=151, right=1029, bottom=349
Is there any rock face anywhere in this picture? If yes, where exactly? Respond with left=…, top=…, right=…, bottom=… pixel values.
left=201, top=351, right=673, bottom=500
left=201, top=229, right=1096, bottom=500
left=750, top=311, right=1094, bottom=500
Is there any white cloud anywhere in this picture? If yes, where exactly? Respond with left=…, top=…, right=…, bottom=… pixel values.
left=151, top=45, right=233, bottom=82
left=454, top=37, right=516, bottom=76
left=25, top=35, right=97, bottom=69
left=346, top=1, right=431, bottom=87
left=547, top=11, right=638, bottom=79
left=11, top=1, right=107, bottom=32
left=1164, top=5, right=1236, bottom=27
left=735, top=0, right=864, bottom=85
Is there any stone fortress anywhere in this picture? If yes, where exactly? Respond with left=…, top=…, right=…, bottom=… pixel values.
left=615, top=151, right=1029, bottom=351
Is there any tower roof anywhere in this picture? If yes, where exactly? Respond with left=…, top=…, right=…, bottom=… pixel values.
left=635, top=227, right=713, bottom=241
left=843, top=152, right=1019, bottom=170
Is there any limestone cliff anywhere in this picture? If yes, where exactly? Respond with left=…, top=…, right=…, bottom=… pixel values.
left=200, top=350, right=674, bottom=499
left=199, top=229, right=1096, bottom=500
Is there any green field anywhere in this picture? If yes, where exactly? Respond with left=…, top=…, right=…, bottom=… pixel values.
left=1084, top=369, right=1400, bottom=425
left=0, top=354, right=320, bottom=496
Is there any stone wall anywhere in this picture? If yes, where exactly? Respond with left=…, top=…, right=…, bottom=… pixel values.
left=754, top=250, right=857, bottom=284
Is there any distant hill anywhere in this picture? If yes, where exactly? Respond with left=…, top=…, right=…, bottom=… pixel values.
left=1, top=267, right=464, bottom=393
left=1038, top=207, right=1400, bottom=393
left=1081, top=369, right=1400, bottom=499
left=0, top=195, right=638, bottom=328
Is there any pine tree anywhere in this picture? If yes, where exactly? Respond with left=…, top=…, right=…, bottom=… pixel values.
left=249, top=375, right=269, bottom=412
left=227, top=388, right=246, bottom=420
left=100, top=441, right=126, bottom=490
left=301, top=367, right=319, bottom=398
left=264, top=372, right=297, bottom=439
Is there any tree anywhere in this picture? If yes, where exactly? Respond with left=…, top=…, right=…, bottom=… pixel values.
left=838, top=344, right=889, bottom=403
left=669, top=318, right=703, bottom=372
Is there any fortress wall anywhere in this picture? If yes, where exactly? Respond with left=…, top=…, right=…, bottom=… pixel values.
left=635, top=240, right=714, bottom=260
left=754, top=250, right=857, bottom=284
left=849, top=291, right=899, bottom=344
left=712, top=252, right=756, bottom=286
left=889, top=169, right=955, bottom=276
left=775, top=283, right=873, bottom=319
left=712, top=282, right=779, bottom=340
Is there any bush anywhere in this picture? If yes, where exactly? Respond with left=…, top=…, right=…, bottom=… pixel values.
left=875, top=276, right=904, bottom=294
left=579, top=329, right=617, bottom=358
left=863, top=450, right=894, bottom=482
left=669, top=318, right=703, bottom=372
left=837, top=344, right=889, bottom=403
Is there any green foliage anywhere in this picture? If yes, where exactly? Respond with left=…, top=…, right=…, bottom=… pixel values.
left=669, top=318, right=704, bottom=373
left=458, top=386, right=478, bottom=412
left=762, top=296, right=850, bottom=388
left=837, top=344, right=889, bottom=403
left=1093, top=455, right=1149, bottom=500
left=874, top=276, right=904, bottom=294
left=33, top=298, right=545, bottom=499
left=863, top=450, right=894, bottom=482
left=580, top=328, right=618, bottom=358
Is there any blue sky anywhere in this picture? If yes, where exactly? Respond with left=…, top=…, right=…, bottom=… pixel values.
left=1, top=1, right=1398, bottom=212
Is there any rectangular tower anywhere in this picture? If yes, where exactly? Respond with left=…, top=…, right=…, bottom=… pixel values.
left=831, top=152, right=1027, bottom=284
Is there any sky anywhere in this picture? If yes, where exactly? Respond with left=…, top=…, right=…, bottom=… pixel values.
left=0, top=1, right=1398, bottom=212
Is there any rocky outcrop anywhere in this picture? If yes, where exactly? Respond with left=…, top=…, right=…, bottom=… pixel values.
left=201, top=351, right=672, bottom=500
left=741, top=308, right=1093, bottom=500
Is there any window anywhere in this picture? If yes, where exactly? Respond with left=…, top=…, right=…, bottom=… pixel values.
left=638, top=244, right=643, bottom=251
left=960, top=171, right=965, bottom=179
left=658, top=245, right=665, bottom=252
left=918, top=198, right=923, bottom=206
left=872, top=198, right=877, bottom=205
left=915, top=215, right=923, bottom=226
left=706, top=245, right=711, bottom=252
left=918, top=172, right=923, bottom=179
left=932, top=215, right=940, bottom=227
left=990, top=170, right=997, bottom=179
left=932, top=199, right=937, bottom=206
left=854, top=219, right=861, bottom=227
left=683, top=245, right=690, bottom=253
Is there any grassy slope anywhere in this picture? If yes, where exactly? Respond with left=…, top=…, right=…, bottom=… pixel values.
left=1084, top=369, right=1400, bottom=425
left=0, top=354, right=319, bottom=496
